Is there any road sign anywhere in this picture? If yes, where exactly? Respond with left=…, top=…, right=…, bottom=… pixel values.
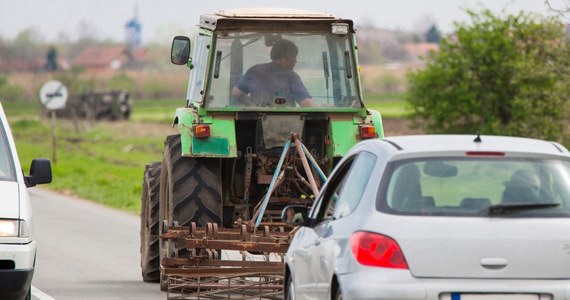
left=39, top=80, right=68, bottom=110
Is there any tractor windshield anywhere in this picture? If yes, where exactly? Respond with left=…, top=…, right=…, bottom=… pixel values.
left=205, top=32, right=362, bottom=110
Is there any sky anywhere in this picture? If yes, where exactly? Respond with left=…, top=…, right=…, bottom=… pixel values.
left=0, top=0, right=565, bottom=46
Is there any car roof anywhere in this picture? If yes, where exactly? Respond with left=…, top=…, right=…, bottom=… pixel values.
left=369, top=134, right=569, bottom=158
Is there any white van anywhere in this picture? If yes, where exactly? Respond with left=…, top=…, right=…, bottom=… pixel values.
left=0, top=103, right=52, bottom=300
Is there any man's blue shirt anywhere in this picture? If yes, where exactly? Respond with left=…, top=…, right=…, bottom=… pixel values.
left=236, top=62, right=311, bottom=106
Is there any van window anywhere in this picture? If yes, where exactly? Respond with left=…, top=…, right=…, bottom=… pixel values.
left=0, top=122, right=15, bottom=181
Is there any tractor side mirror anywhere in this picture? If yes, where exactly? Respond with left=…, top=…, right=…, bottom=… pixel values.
left=171, top=36, right=191, bottom=65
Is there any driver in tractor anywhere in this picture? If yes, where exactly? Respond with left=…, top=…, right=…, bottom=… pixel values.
left=231, top=39, right=316, bottom=107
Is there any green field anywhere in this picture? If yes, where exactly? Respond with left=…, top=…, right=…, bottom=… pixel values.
left=5, top=96, right=408, bottom=214
left=128, top=98, right=181, bottom=123
left=364, top=92, right=411, bottom=118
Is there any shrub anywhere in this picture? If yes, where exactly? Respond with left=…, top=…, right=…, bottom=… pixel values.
left=406, top=8, right=570, bottom=143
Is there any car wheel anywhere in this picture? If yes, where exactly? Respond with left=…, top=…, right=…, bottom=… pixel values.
left=333, top=282, right=343, bottom=300
left=285, top=273, right=295, bottom=300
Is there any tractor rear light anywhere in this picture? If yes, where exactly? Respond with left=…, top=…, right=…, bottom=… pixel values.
left=350, top=231, right=408, bottom=269
left=359, top=125, right=376, bottom=139
left=193, top=124, right=210, bottom=138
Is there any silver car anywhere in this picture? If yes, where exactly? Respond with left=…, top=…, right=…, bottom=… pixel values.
left=283, top=135, right=570, bottom=300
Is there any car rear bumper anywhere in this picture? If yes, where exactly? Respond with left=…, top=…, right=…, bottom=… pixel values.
left=338, top=270, right=570, bottom=300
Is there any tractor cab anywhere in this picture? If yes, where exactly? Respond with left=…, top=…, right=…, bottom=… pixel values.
left=172, top=8, right=364, bottom=112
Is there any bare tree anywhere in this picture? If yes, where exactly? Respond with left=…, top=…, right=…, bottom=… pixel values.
left=545, top=0, right=570, bottom=17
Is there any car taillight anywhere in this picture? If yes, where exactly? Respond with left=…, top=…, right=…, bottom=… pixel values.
left=193, top=124, right=210, bottom=138
left=350, top=231, right=408, bottom=269
left=465, top=151, right=505, bottom=156
left=359, top=125, right=376, bottom=139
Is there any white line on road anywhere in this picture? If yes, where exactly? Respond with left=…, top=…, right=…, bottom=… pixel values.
left=32, top=286, right=55, bottom=300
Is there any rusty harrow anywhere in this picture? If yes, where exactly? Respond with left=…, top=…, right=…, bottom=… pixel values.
left=160, top=133, right=324, bottom=299
left=162, top=222, right=298, bottom=299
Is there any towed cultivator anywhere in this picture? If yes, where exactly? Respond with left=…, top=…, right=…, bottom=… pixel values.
left=161, top=223, right=289, bottom=299
left=161, top=134, right=322, bottom=299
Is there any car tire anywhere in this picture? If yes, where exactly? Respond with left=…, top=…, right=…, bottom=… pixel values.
left=285, top=273, right=295, bottom=300
left=333, top=281, right=343, bottom=300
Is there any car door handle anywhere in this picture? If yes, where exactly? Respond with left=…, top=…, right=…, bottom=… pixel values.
left=314, top=238, right=321, bottom=246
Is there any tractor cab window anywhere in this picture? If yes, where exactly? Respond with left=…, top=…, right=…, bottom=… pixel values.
left=187, top=33, right=210, bottom=105
left=205, top=31, right=362, bottom=110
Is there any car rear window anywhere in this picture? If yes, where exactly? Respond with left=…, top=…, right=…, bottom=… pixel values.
left=378, top=157, right=570, bottom=217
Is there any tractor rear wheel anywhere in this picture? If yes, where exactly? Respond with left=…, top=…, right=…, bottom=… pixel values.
left=158, top=134, right=222, bottom=290
left=140, top=162, right=161, bottom=283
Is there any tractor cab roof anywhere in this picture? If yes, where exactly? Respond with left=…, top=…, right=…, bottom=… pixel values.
left=199, top=8, right=354, bottom=32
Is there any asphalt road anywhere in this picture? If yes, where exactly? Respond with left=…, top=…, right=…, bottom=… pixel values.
left=29, top=187, right=165, bottom=300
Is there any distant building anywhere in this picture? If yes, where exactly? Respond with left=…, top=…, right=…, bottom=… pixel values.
left=0, top=57, right=69, bottom=73
left=71, top=46, right=128, bottom=74
left=71, top=4, right=146, bottom=74
left=1, top=4, right=146, bottom=75
left=71, top=46, right=148, bottom=74
left=125, top=4, right=142, bottom=51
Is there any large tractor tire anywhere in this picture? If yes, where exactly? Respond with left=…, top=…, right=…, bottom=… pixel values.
left=158, top=134, right=222, bottom=290
left=140, top=162, right=161, bottom=283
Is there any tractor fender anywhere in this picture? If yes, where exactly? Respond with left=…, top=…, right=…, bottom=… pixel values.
left=173, top=107, right=237, bottom=158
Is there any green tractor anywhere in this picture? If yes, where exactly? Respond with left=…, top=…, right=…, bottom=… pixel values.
left=139, top=8, right=384, bottom=290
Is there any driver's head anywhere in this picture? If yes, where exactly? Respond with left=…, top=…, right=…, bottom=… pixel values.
left=270, top=39, right=298, bottom=70
left=270, top=39, right=298, bottom=60
left=509, top=169, right=541, bottom=196
left=511, top=169, right=539, bottom=186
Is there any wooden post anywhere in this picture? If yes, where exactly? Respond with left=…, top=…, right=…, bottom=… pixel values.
left=50, top=110, right=57, bottom=164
